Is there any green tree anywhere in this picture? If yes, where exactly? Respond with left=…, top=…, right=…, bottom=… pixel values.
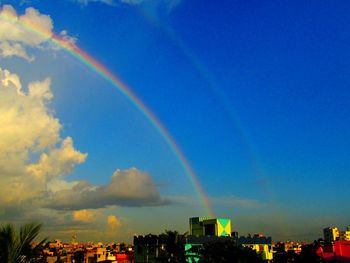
left=157, top=230, right=187, bottom=263
left=0, top=223, right=46, bottom=263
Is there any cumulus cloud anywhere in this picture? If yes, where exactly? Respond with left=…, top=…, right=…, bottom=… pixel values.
left=0, top=5, right=75, bottom=61
left=0, top=5, right=53, bottom=44
left=0, top=41, right=34, bottom=61
left=107, top=215, right=121, bottom=229
left=59, top=30, right=77, bottom=46
left=47, top=168, right=169, bottom=210
left=26, top=137, right=87, bottom=179
left=73, top=210, right=97, bottom=223
left=0, top=67, right=85, bottom=208
left=0, top=69, right=60, bottom=177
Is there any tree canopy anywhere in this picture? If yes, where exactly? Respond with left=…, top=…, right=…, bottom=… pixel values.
left=156, top=230, right=188, bottom=263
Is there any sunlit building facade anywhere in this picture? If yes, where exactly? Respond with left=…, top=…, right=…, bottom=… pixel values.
left=324, top=227, right=340, bottom=243
left=237, top=234, right=273, bottom=261
left=189, top=217, right=231, bottom=237
left=340, top=227, right=350, bottom=241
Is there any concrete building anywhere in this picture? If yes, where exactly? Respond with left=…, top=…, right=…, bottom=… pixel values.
left=134, top=217, right=273, bottom=262
left=323, top=227, right=340, bottom=243
left=340, top=227, right=350, bottom=241
left=189, top=217, right=231, bottom=237
left=237, top=234, right=273, bottom=261
left=133, top=234, right=169, bottom=263
left=317, top=240, right=350, bottom=262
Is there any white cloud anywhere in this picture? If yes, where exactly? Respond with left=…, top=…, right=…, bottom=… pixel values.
left=47, top=179, right=80, bottom=193
left=0, top=5, right=75, bottom=61
left=0, top=69, right=61, bottom=176
left=0, top=66, right=22, bottom=91
left=0, top=67, right=87, bottom=207
left=0, top=41, right=34, bottom=61
left=59, top=30, right=77, bottom=46
left=0, top=5, right=52, bottom=44
left=26, top=137, right=87, bottom=179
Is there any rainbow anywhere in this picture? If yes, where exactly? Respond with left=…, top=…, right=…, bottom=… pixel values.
left=0, top=8, right=214, bottom=217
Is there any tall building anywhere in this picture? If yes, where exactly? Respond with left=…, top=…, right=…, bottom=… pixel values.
left=237, top=234, right=273, bottom=261
left=134, top=234, right=162, bottom=263
left=189, top=217, right=231, bottom=237
left=345, top=227, right=350, bottom=241
left=340, top=227, right=350, bottom=241
left=324, top=227, right=340, bottom=243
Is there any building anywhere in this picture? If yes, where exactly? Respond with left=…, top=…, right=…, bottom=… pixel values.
left=340, top=227, right=350, bottom=241
left=188, top=217, right=273, bottom=262
left=317, top=240, right=350, bottom=262
left=134, top=234, right=160, bottom=263
left=323, top=227, right=340, bottom=243
left=237, top=234, right=273, bottom=261
left=189, top=217, right=231, bottom=237
left=115, top=253, right=134, bottom=263
left=134, top=234, right=184, bottom=263
left=134, top=217, right=273, bottom=262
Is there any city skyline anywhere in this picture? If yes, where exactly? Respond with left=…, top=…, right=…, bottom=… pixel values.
left=0, top=0, right=349, bottom=242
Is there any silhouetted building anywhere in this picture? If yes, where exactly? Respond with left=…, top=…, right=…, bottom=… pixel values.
left=324, top=227, right=340, bottom=243
left=134, top=234, right=161, bottom=263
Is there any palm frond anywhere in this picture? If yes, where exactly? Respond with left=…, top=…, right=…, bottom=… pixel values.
left=0, top=222, right=45, bottom=263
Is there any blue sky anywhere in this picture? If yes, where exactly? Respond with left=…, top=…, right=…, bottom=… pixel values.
left=0, top=0, right=349, bottom=242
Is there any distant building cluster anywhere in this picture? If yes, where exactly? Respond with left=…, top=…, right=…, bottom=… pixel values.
left=134, top=216, right=273, bottom=262
left=323, top=227, right=350, bottom=243
left=30, top=219, right=350, bottom=263
left=317, top=226, right=350, bottom=262
left=39, top=239, right=133, bottom=263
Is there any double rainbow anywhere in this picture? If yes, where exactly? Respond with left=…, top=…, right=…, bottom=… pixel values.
left=1, top=8, right=214, bottom=217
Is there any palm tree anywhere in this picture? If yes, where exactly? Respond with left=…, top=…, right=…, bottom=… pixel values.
left=0, top=223, right=46, bottom=263
left=157, top=230, right=187, bottom=263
